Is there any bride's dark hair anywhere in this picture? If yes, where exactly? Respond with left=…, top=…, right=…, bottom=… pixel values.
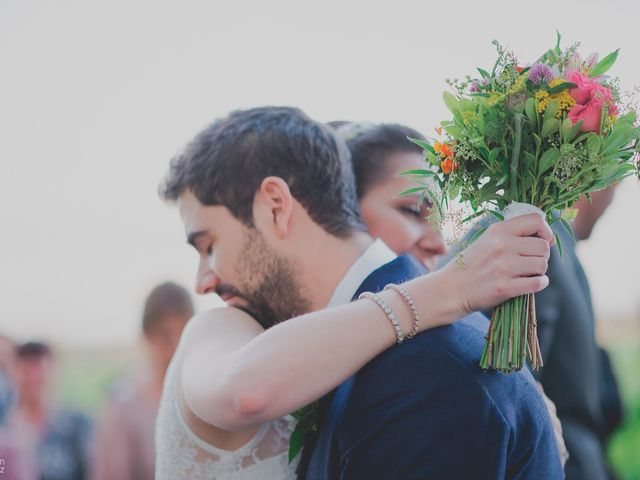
left=331, top=123, right=427, bottom=199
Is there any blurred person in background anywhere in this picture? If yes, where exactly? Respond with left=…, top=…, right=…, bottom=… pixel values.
left=91, top=281, right=193, bottom=480
left=0, top=335, right=16, bottom=425
left=534, top=185, right=623, bottom=480
left=0, top=342, right=92, bottom=480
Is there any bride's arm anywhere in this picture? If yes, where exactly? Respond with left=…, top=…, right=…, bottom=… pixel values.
left=182, top=213, right=553, bottom=431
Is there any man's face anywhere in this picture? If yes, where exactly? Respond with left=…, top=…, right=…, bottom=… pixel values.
left=177, top=190, right=311, bottom=328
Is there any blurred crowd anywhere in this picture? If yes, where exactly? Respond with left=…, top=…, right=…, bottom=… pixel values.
left=0, top=282, right=192, bottom=480
left=0, top=121, right=629, bottom=480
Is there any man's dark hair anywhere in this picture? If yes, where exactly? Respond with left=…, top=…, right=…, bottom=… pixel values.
left=339, top=123, right=426, bottom=199
left=142, top=282, right=194, bottom=337
left=16, top=341, right=52, bottom=359
left=161, top=106, right=366, bottom=238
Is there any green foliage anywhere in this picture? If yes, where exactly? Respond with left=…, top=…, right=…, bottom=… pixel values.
left=589, top=49, right=620, bottom=78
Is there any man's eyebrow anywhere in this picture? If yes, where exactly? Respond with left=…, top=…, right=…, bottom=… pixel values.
left=186, top=230, right=209, bottom=248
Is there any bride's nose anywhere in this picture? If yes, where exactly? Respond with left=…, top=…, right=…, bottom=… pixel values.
left=413, top=231, right=447, bottom=271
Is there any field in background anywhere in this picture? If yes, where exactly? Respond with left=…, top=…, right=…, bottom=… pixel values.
left=54, top=318, right=640, bottom=479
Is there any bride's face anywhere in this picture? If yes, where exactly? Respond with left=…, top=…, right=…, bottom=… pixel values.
left=177, top=190, right=310, bottom=327
left=359, top=152, right=447, bottom=271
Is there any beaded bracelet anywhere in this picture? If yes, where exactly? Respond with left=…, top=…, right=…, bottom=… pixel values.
left=358, top=291, right=404, bottom=344
left=384, top=284, right=420, bottom=339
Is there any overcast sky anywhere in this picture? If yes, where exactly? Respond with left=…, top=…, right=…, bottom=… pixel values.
left=1, top=0, right=638, bottom=347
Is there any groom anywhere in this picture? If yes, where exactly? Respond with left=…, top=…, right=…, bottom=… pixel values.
left=161, top=106, right=563, bottom=478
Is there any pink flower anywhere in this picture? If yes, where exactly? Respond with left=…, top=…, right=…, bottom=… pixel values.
left=568, top=103, right=602, bottom=132
left=567, top=70, right=595, bottom=104
left=565, top=70, right=617, bottom=133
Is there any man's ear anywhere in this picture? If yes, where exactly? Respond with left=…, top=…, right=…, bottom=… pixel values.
left=254, top=176, right=294, bottom=238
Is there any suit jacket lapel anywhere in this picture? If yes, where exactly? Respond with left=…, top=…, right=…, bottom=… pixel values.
left=299, top=255, right=426, bottom=479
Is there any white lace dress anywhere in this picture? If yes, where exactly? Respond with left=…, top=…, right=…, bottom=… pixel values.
left=155, top=355, right=299, bottom=479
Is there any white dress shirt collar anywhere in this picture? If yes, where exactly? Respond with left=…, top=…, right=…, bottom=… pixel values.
left=326, top=239, right=397, bottom=308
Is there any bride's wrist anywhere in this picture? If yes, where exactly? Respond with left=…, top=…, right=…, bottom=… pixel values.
left=405, top=268, right=462, bottom=331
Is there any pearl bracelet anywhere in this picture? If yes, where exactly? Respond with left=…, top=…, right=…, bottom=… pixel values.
left=358, top=291, right=404, bottom=344
left=384, top=283, right=420, bottom=339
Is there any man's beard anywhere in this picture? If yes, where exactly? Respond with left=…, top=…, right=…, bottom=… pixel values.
left=221, top=229, right=311, bottom=329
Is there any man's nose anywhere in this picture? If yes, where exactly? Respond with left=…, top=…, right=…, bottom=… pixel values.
left=195, top=265, right=220, bottom=295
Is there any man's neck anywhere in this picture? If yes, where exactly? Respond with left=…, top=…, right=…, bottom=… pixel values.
left=301, top=231, right=373, bottom=312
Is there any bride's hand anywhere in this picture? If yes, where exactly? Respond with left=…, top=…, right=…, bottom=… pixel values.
left=442, top=213, right=553, bottom=316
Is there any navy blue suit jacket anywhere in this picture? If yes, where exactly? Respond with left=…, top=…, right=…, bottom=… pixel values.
left=301, top=255, right=563, bottom=480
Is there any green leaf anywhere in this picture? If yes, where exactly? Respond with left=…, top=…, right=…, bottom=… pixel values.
left=443, top=91, right=460, bottom=114
left=426, top=151, right=440, bottom=166
left=468, top=225, right=488, bottom=245
left=524, top=151, right=537, bottom=172
left=459, top=98, right=476, bottom=112
left=543, top=100, right=559, bottom=124
left=496, top=175, right=508, bottom=187
left=525, top=97, right=537, bottom=125
left=554, top=30, right=562, bottom=55
left=548, top=82, right=577, bottom=94
left=533, top=133, right=542, bottom=152
left=462, top=210, right=485, bottom=223
left=443, top=124, right=464, bottom=139
left=617, top=110, right=637, bottom=125
left=561, top=118, right=573, bottom=143
left=541, top=117, right=560, bottom=138
left=399, top=169, right=435, bottom=177
left=477, top=68, right=490, bottom=79
left=589, top=49, right=620, bottom=78
left=567, top=120, right=583, bottom=143
left=602, top=123, right=635, bottom=157
left=559, top=217, right=577, bottom=244
left=471, top=92, right=490, bottom=98
left=489, top=210, right=504, bottom=221
left=407, top=137, right=435, bottom=155
left=554, top=232, right=563, bottom=260
left=288, top=421, right=305, bottom=463
left=489, top=147, right=501, bottom=165
left=539, top=147, right=560, bottom=175
left=586, top=134, right=602, bottom=155
left=397, top=186, right=426, bottom=197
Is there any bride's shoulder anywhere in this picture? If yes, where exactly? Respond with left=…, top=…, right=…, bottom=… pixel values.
left=181, top=307, right=264, bottom=344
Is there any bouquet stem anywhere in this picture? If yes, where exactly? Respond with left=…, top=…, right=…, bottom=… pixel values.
left=479, top=293, right=543, bottom=372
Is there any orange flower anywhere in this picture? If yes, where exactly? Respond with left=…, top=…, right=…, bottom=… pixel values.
left=434, top=142, right=443, bottom=155
left=441, top=158, right=453, bottom=174
left=440, top=144, right=453, bottom=158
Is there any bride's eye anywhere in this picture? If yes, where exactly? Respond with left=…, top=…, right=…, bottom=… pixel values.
left=399, top=206, right=421, bottom=218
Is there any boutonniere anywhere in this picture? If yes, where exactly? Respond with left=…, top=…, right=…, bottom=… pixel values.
left=288, top=400, right=320, bottom=463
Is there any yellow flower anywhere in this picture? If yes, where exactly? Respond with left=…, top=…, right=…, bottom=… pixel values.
left=507, top=75, right=527, bottom=95
left=536, top=79, right=576, bottom=118
left=487, top=92, right=504, bottom=106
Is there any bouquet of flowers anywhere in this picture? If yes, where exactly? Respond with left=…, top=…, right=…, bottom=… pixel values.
left=406, top=34, right=640, bottom=372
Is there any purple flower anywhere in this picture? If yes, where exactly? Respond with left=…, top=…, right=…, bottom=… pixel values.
left=528, top=63, right=554, bottom=85
left=469, top=78, right=489, bottom=93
